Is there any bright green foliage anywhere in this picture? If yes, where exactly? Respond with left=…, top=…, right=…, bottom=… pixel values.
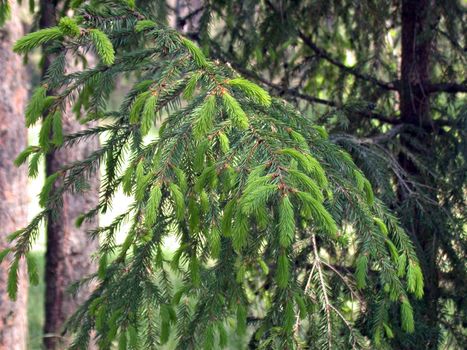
left=355, top=254, right=368, bottom=289
left=278, top=195, right=295, bottom=247
left=135, top=19, right=156, bottom=32
left=141, top=94, right=157, bottom=135
left=288, top=169, right=323, bottom=201
left=25, top=86, right=48, bottom=126
left=145, top=184, right=162, bottom=228
left=407, top=261, right=424, bottom=299
left=181, top=37, right=208, bottom=67
left=183, top=71, right=202, bottom=99
left=208, top=226, right=221, bottom=258
left=58, top=17, right=80, bottom=37
left=401, top=299, right=415, bottom=333
left=295, top=191, right=337, bottom=236
left=232, top=213, right=248, bottom=251
left=313, top=125, right=328, bottom=140
left=354, top=169, right=365, bottom=192
left=222, top=92, right=249, bottom=129
left=288, top=129, right=309, bottom=149
left=280, top=148, right=328, bottom=187
left=374, top=217, right=388, bottom=236
left=4, top=2, right=425, bottom=349
left=193, top=94, right=216, bottom=139
left=363, top=178, right=374, bottom=206
left=228, top=78, right=272, bottom=106
left=13, top=27, right=63, bottom=53
left=218, top=131, right=229, bottom=153
left=385, top=238, right=399, bottom=262
left=135, top=160, right=148, bottom=201
left=169, top=183, right=184, bottom=221
left=200, top=11, right=465, bottom=347
left=383, top=322, right=394, bottom=339
left=89, top=28, right=115, bottom=65
left=129, top=90, right=151, bottom=124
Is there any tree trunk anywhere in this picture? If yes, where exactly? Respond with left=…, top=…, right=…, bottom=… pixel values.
left=400, top=0, right=433, bottom=126
left=39, top=2, right=99, bottom=349
left=0, top=5, right=28, bottom=349
left=399, top=0, right=439, bottom=348
left=43, top=111, right=99, bottom=350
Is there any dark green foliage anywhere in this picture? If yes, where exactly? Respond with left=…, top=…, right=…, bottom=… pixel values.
left=189, top=1, right=465, bottom=348
left=7, top=258, right=19, bottom=300
left=14, top=145, right=39, bottom=167
left=3, top=1, right=429, bottom=349
left=26, top=254, right=40, bottom=286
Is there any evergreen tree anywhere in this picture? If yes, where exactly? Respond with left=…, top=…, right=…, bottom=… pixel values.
left=4, top=1, right=429, bottom=349
left=182, top=1, right=466, bottom=348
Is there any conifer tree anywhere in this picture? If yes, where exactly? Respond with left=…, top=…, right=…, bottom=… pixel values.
left=185, top=1, right=466, bottom=348
left=5, top=1, right=427, bottom=349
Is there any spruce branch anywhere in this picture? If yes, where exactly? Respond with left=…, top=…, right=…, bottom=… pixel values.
left=4, top=2, right=426, bottom=348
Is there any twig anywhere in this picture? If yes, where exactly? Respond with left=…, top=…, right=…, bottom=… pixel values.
left=293, top=258, right=316, bottom=343
left=311, top=234, right=332, bottom=349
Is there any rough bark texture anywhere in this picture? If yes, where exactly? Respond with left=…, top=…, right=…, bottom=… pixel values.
left=399, top=1, right=439, bottom=348
left=43, top=112, right=99, bottom=350
left=0, top=6, right=28, bottom=350
left=40, top=2, right=99, bottom=349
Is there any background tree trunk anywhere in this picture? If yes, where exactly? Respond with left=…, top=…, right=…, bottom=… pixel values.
left=43, top=111, right=99, bottom=350
left=39, top=2, right=99, bottom=349
left=0, top=4, right=28, bottom=349
left=399, top=0, right=440, bottom=348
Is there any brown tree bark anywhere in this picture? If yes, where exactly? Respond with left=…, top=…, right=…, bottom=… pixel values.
left=43, top=111, right=99, bottom=350
left=39, top=2, right=99, bottom=349
left=0, top=4, right=28, bottom=349
left=399, top=0, right=440, bottom=348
